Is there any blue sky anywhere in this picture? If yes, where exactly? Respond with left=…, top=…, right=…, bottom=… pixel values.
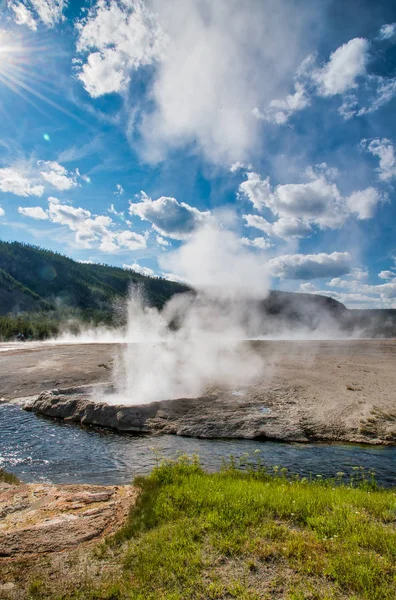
left=0, top=0, right=396, bottom=307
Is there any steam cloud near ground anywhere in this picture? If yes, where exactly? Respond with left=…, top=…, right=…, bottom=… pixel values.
left=102, top=224, right=272, bottom=405
left=50, top=223, right=375, bottom=405
left=75, top=223, right=358, bottom=406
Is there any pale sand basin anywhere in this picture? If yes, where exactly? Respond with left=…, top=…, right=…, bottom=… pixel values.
left=1, top=340, right=395, bottom=444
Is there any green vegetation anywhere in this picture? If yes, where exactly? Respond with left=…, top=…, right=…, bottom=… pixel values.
left=0, top=240, right=189, bottom=339
left=18, top=457, right=396, bottom=600
left=0, top=468, right=20, bottom=485
left=1, top=239, right=396, bottom=339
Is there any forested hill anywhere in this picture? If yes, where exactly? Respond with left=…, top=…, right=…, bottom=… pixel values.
left=0, top=240, right=188, bottom=319
left=0, top=240, right=394, bottom=339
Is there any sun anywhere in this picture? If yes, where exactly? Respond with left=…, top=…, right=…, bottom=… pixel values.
left=0, top=29, right=87, bottom=124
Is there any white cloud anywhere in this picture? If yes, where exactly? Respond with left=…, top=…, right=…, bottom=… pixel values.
left=38, top=161, right=79, bottom=191
left=8, top=0, right=67, bottom=29
left=263, top=82, right=310, bottom=125
left=239, top=166, right=382, bottom=236
left=340, top=76, right=396, bottom=119
left=0, top=160, right=79, bottom=197
left=114, top=184, right=125, bottom=196
left=299, top=282, right=316, bottom=292
left=243, top=214, right=312, bottom=239
left=0, top=167, right=44, bottom=197
left=129, top=192, right=211, bottom=239
left=18, top=206, right=49, bottom=220
left=378, top=23, right=396, bottom=41
left=0, top=206, right=4, bottom=217
left=240, top=236, right=272, bottom=249
left=378, top=270, right=395, bottom=280
left=123, top=262, right=155, bottom=277
left=346, top=187, right=383, bottom=219
left=313, top=38, right=369, bottom=97
left=325, top=274, right=396, bottom=307
left=115, top=230, right=148, bottom=250
left=75, top=0, right=167, bottom=98
left=362, top=138, right=396, bottom=181
left=160, top=271, right=188, bottom=284
left=229, top=161, right=251, bottom=173
left=269, top=252, right=352, bottom=280
left=8, top=2, right=37, bottom=29
left=156, top=235, right=170, bottom=247
left=238, top=172, right=272, bottom=212
left=140, top=0, right=319, bottom=165
left=108, top=203, right=125, bottom=218
left=73, top=0, right=324, bottom=165
left=19, top=196, right=148, bottom=253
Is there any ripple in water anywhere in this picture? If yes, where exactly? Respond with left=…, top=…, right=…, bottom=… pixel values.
left=1, top=404, right=395, bottom=486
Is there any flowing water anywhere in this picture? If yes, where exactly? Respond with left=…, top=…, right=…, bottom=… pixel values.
left=1, top=403, right=395, bottom=486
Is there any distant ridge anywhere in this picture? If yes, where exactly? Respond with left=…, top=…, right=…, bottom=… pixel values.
left=0, top=240, right=395, bottom=339
left=0, top=240, right=188, bottom=317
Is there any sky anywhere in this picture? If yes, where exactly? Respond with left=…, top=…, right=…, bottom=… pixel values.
left=0, top=0, right=396, bottom=308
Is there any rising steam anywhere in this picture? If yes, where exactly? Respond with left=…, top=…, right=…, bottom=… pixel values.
left=104, top=224, right=271, bottom=405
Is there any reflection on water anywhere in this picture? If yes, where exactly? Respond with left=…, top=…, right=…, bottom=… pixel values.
left=1, top=403, right=395, bottom=487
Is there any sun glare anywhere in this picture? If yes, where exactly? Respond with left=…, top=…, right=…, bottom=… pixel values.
left=0, top=29, right=88, bottom=124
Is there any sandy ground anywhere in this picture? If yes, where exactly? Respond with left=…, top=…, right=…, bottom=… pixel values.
left=1, top=340, right=395, bottom=443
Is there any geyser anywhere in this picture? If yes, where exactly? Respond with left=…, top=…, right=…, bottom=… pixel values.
left=102, top=223, right=271, bottom=405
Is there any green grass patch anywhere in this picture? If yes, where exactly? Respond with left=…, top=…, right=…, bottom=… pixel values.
left=10, top=456, right=396, bottom=599
left=0, top=467, right=20, bottom=485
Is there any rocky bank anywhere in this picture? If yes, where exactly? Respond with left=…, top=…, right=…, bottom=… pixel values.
left=24, top=379, right=396, bottom=445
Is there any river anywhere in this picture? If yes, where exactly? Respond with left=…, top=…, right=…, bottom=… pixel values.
left=1, top=403, right=395, bottom=487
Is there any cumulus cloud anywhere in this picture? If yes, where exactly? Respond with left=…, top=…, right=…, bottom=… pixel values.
left=0, top=207, right=5, bottom=217
left=129, top=192, right=211, bottom=239
left=38, top=161, right=79, bottom=191
left=18, top=206, right=49, bottom=220
left=8, top=2, right=37, bottom=29
left=239, top=165, right=383, bottom=237
left=75, top=0, right=167, bottom=97
left=260, top=82, right=310, bottom=125
left=0, top=167, right=44, bottom=197
left=324, top=273, right=396, bottom=307
left=19, top=196, right=148, bottom=252
left=229, top=161, right=251, bottom=173
left=240, top=236, right=272, bottom=249
left=299, top=282, right=316, bottom=292
left=123, top=261, right=155, bottom=276
left=243, top=214, right=312, bottom=239
left=156, top=235, right=170, bottom=247
left=362, top=138, right=396, bottom=181
left=313, top=38, right=369, bottom=97
left=269, top=252, right=352, bottom=280
left=0, top=160, right=80, bottom=197
left=8, top=0, right=67, bottom=30
left=74, top=0, right=326, bottom=164
left=346, top=187, right=383, bottom=219
left=378, top=270, right=395, bottom=280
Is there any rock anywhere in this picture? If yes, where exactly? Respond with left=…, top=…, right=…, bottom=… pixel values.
left=0, top=481, right=137, bottom=558
left=25, top=383, right=313, bottom=442
left=23, top=377, right=395, bottom=445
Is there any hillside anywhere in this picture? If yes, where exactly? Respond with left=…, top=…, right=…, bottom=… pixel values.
left=0, top=240, right=188, bottom=314
left=0, top=240, right=395, bottom=339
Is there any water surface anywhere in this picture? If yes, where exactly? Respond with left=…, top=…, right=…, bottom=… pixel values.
left=1, top=403, right=395, bottom=486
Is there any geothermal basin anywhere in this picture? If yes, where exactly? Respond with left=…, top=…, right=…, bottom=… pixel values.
left=0, top=339, right=395, bottom=486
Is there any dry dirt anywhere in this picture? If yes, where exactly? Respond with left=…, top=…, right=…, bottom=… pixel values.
left=1, top=339, right=395, bottom=444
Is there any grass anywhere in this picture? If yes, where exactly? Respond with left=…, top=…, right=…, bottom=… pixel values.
left=0, top=468, right=20, bottom=485
left=2, top=456, right=396, bottom=599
